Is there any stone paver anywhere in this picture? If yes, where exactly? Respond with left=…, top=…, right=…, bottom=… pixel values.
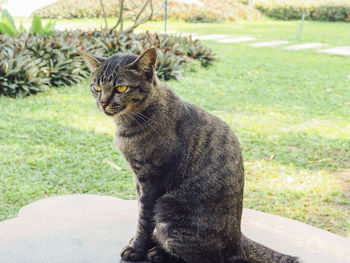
left=0, top=194, right=349, bottom=263
left=249, top=40, right=289, bottom=47
left=318, top=46, right=350, bottom=56
left=178, top=32, right=199, bottom=37
left=285, top=43, right=327, bottom=50
left=218, top=36, right=256, bottom=43
left=195, top=34, right=234, bottom=40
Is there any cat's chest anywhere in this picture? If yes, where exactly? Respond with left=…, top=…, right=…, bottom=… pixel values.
left=114, top=131, right=156, bottom=160
left=114, top=131, right=168, bottom=178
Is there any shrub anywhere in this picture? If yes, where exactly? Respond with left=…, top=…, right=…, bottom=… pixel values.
left=32, top=0, right=261, bottom=22
left=0, top=34, right=49, bottom=97
left=0, top=30, right=216, bottom=97
left=25, top=32, right=93, bottom=87
left=309, top=2, right=350, bottom=21
left=152, top=0, right=261, bottom=22
left=32, top=0, right=119, bottom=19
left=255, top=0, right=350, bottom=22
left=185, top=38, right=216, bottom=67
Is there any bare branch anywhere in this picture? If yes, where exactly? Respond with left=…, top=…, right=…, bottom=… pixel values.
left=109, top=0, right=124, bottom=33
left=135, top=0, right=151, bottom=23
left=99, top=0, right=108, bottom=30
left=130, top=0, right=138, bottom=7
left=109, top=0, right=154, bottom=34
left=124, top=0, right=153, bottom=34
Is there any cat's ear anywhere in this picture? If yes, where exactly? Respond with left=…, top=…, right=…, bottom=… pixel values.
left=77, top=49, right=105, bottom=73
left=128, top=48, right=157, bottom=75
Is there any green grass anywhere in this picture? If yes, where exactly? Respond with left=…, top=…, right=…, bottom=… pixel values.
left=141, top=19, right=350, bottom=46
left=16, top=17, right=350, bottom=46
left=1, top=20, right=350, bottom=236
left=26, top=17, right=350, bottom=47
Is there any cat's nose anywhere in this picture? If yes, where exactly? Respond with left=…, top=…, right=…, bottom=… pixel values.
left=99, top=101, right=108, bottom=108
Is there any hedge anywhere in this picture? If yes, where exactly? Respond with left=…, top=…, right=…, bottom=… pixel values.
left=0, top=30, right=215, bottom=98
left=255, top=0, right=350, bottom=21
left=32, top=0, right=261, bottom=22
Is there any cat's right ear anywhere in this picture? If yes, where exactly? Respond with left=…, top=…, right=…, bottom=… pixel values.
left=77, top=49, right=105, bottom=73
left=127, top=48, right=157, bottom=79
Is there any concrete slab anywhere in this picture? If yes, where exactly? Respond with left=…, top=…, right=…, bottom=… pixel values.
left=195, top=34, right=234, bottom=40
left=285, top=43, right=327, bottom=50
left=134, top=30, right=198, bottom=38
left=218, top=36, right=256, bottom=43
left=177, top=32, right=199, bottom=37
left=249, top=41, right=289, bottom=47
left=0, top=195, right=349, bottom=263
left=318, top=46, right=350, bottom=56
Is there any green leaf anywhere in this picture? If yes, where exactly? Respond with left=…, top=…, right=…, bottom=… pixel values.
left=30, top=15, right=44, bottom=35
left=43, top=20, right=56, bottom=36
left=19, top=22, right=26, bottom=33
left=0, top=22, right=16, bottom=36
left=1, top=9, right=16, bottom=32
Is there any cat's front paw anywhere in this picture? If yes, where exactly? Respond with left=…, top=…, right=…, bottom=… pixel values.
left=291, top=257, right=304, bottom=263
left=147, top=246, right=170, bottom=263
left=120, top=245, right=146, bottom=262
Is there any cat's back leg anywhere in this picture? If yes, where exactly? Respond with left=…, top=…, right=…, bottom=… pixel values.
left=152, top=221, right=227, bottom=263
left=151, top=197, right=239, bottom=263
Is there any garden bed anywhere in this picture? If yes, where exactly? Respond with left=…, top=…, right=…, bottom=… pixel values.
left=0, top=30, right=215, bottom=97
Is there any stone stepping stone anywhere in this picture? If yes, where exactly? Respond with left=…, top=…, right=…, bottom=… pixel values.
left=218, top=36, right=256, bottom=43
left=178, top=32, right=199, bottom=37
left=249, top=40, right=289, bottom=47
left=195, top=34, right=234, bottom=40
left=135, top=30, right=181, bottom=35
left=0, top=194, right=349, bottom=263
left=285, top=43, right=327, bottom=50
left=318, top=46, right=350, bottom=56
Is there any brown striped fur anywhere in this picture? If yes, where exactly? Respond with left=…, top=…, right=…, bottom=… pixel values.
left=78, top=48, right=302, bottom=263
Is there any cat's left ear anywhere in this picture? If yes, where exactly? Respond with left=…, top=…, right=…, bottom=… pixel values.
left=77, top=49, right=105, bottom=73
left=128, top=48, right=157, bottom=76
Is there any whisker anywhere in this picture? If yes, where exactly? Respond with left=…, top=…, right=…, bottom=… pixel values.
left=127, top=112, right=146, bottom=131
left=129, top=110, right=186, bottom=157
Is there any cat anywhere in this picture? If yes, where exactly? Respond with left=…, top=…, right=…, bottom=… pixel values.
left=78, top=48, right=302, bottom=263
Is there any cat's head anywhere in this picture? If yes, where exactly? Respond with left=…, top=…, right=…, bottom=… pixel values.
left=78, top=48, right=157, bottom=117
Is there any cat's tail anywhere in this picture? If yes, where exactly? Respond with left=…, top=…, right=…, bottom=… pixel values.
left=239, top=234, right=303, bottom=263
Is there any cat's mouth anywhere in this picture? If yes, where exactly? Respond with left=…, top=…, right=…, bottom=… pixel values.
left=103, top=106, right=126, bottom=116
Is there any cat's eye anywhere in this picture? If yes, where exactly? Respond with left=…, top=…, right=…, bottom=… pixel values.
left=93, top=85, right=101, bottom=92
left=117, top=85, right=128, bottom=93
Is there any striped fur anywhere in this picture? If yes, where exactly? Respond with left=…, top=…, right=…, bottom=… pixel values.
left=79, top=48, right=302, bottom=263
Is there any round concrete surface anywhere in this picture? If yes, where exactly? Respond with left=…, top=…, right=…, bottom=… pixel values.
left=0, top=194, right=349, bottom=263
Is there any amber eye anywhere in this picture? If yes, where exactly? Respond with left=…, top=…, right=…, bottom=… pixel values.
left=117, top=85, right=128, bottom=93
left=93, top=85, right=101, bottom=92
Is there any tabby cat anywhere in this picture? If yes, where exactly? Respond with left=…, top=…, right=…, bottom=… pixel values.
left=78, top=48, right=302, bottom=263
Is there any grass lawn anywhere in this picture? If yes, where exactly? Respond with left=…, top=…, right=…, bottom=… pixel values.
left=1, top=19, right=349, bottom=236
left=17, top=17, right=350, bottom=46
